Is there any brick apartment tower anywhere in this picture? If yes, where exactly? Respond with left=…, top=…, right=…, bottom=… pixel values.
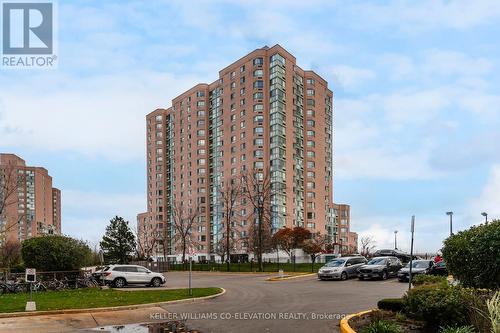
left=138, top=45, right=336, bottom=261
left=0, top=153, right=61, bottom=243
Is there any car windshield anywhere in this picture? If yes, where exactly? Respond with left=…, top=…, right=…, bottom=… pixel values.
left=103, top=266, right=110, bottom=271
left=405, top=261, right=430, bottom=268
left=367, top=258, right=387, bottom=265
left=325, top=259, right=345, bottom=267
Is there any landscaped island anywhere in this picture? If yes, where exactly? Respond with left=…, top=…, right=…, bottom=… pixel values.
left=0, top=287, right=222, bottom=313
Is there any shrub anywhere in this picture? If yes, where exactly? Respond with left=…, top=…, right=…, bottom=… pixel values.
left=458, top=287, right=494, bottom=333
left=487, top=291, right=500, bottom=333
left=439, top=326, right=476, bottom=333
left=412, top=274, right=448, bottom=287
left=442, top=220, right=500, bottom=289
left=403, top=284, right=467, bottom=329
left=378, top=298, right=405, bottom=312
left=22, top=235, right=93, bottom=271
left=360, top=319, right=403, bottom=333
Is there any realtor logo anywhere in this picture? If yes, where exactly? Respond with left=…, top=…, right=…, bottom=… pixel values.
left=1, top=1, right=57, bottom=68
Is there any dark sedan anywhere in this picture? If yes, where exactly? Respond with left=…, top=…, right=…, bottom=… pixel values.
left=397, top=260, right=434, bottom=282
left=358, top=256, right=402, bottom=280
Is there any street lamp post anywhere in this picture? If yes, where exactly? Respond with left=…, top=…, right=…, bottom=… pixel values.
left=394, top=230, right=398, bottom=250
left=481, top=212, right=488, bottom=224
left=446, top=211, right=453, bottom=236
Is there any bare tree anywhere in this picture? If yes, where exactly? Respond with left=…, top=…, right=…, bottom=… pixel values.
left=133, top=224, right=158, bottom=260
left=218, top=177, right=242, bottom=270
left=360, top=236, right=376, bottom=257
left=171, top=201, right=200, bottom=263
left=0, top=161, right=24, bottom=243
left=241, top=168, right=273, bottom=272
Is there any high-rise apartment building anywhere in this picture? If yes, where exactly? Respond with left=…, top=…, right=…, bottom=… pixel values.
left=138, top=45, right=338, bottom=261
left=0, top=153, right=61, bottom=243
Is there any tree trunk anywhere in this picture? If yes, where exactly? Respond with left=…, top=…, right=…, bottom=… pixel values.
left=226, top=217, right=230, bottom=272
left=258, top=207, right=263, bottom=272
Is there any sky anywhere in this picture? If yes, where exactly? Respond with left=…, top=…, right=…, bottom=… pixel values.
left=1, top=0, right=499, bottom=252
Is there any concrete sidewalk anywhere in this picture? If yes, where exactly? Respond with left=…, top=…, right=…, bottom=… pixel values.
left=0, top=306, right=167, bottom=333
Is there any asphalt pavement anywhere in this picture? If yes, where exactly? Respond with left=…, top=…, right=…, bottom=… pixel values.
left=0, top=271, right=408, bottom=333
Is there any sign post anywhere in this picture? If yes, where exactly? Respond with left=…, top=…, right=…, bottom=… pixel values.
left=408, top=216, right=415, bottom=291
left=25, top=268, right=36, bottom=311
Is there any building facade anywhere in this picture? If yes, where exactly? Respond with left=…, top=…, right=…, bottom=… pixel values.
left=138, top=45, right=341, bottom=261
left=0, top=153, right=61, bottom=243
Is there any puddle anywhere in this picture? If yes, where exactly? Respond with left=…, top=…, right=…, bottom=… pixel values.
left=86, top=321, right=201, bottom=333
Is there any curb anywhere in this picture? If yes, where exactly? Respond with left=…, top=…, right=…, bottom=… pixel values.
left=0, top=288, right=226, bottom=319
left=339, top=309, right=373, bottom=333
left=266, top=273, right=316, bottom=281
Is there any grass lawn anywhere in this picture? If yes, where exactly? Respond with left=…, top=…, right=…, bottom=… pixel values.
left=0, top=287, right=222, bottom=313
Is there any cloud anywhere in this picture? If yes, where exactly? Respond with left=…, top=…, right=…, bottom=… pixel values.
left=347, top=0, right=500, bottom=32
left=329, top=65, right=376, bottom=90
left=0, top=71, right=204, bottom=161
left=62, top=190, right=145, bottom=243
left=469, top=165, right=500, bottom=220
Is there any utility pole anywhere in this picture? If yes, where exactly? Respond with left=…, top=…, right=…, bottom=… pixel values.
left=481, top=212, right=488, bottom=225
left=446, top=211, right=453, bottom=236
left=394, top=230, right=398, bottom=250
left=408, top=216, right=415, bottom=291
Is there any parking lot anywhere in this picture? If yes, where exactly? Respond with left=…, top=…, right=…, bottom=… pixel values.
left=153, top=271, right=407, bottom=333
left=0, top=271, right=407, bottom=333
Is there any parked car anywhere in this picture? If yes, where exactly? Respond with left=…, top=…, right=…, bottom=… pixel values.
left=397, top=260, right=434, bottom=282
left=95, top=265, right=166, bottom=288
left=317, top=256, right=367, bottom=280
left=429, top=261, right=448, bottom=276
left=373, top=249, right=418, bottom=263
left=358, top=256, right=402, bottom=280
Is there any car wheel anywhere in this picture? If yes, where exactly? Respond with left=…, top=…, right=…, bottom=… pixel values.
left=113, top=278, right=126, bottom=288
left=381, top=271, right=388, bottom=280
left=151, top=277, right=162, bottom=287
left=340, top=272, right=348, bottom=280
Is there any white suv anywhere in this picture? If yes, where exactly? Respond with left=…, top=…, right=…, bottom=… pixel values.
left=98, top=265, right=166, bottom=288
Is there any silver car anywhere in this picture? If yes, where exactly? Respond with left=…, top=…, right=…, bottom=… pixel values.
left=318, top=256, right=367, bottom=280
left=99, top=265, right=166, bottom=288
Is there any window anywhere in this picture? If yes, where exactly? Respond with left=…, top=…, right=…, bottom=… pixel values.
left=307, top=120, right=315, bottom=127
left=254, top=127, right=264, bottom=134
left=254, top=115, right=263, bottom=122
left=253, top=69, right=263, bottom=77
left=254, top=161, right=264, bottom=169
left=231, top=135, right=236, bottom=143
left=307, top=161, right=315, bottom=168
left=307, top=89, right=315, bottom=96
left=197, top=149, right=206, bottom=155
left=231, top=114, right=236, bottom=122
left=307, top=130, right=315, bottom=137
left=306, top=78, right=315, bottom=85
left=253, top=57, right=263, bottom=65
left=307, top=151, right=315, bottom=158
left=306, top=109, right=315, bottom=117
left=231, top=82, right=236, bottom=89
left=197, top=110, right=205, bottom=117
left=254, top=150, right=264, bottom=157
left=240, top=88, right=245, bottom=95
left=197, top=129, right=205, bottom=136
left=155, top=115, right=162, bottom=121
left=307, top=99, right=315, bottom=106
left=240, top=120, right=245, bottom=128
left=307, top=140, right=315, bottom=147
left=240, top=76, right=245, bottom=84
left=253, top=80, right=264, bottom=89
left=197, top=101, right=205, bottom=107
left=197, top=139, right=205, bottom=146
left=307, top=171, right=315, bottom=178
left=230, top=71, right=236, bottom=79
left=240, top=99, right=245, bottom=106
left=254, top=138, right=264, bottom=145
left=240, top=65, right=245, bottom=72
left=197, top=159, right=206, bottom=165
left=253, top=104, right=264, bottom=111
left=196, top=91, right=205, bottom=98
left=253, top=92, right=264, bottom=100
